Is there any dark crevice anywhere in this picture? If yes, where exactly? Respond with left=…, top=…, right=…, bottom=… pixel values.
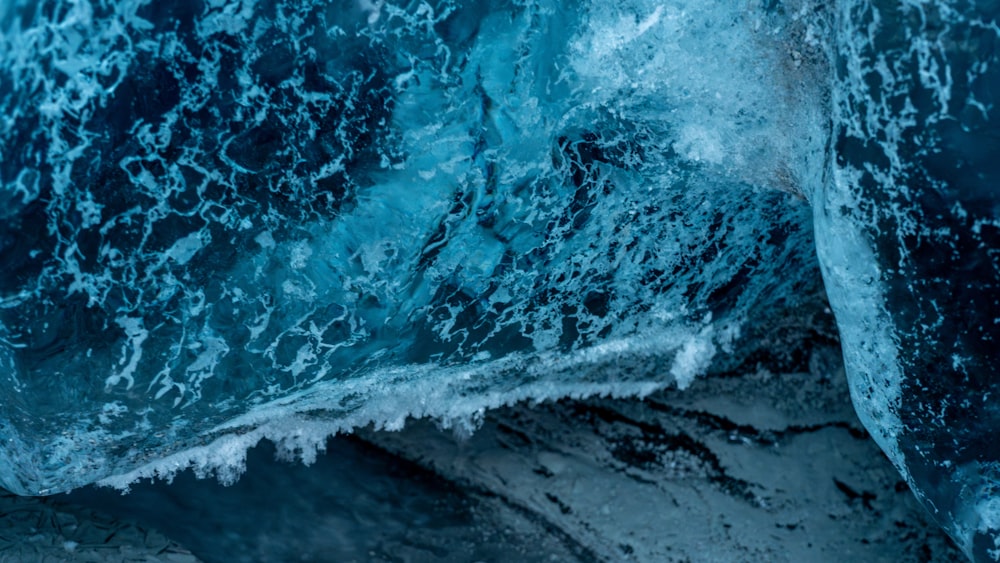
left=833, top=478, right=878, bottom=511
left=581, top=405, right=760, bottom=506
left=643, top=400, right=870, bottom=445
left=349, top=436, right=600, bottom=563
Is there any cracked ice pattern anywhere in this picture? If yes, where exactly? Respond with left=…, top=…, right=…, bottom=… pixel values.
left=0, top=0, right=828, bottom=496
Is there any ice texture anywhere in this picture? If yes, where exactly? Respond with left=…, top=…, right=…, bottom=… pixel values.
left=817, top=1, right=1000, bottom=559
left=0, top=0, right=826, bottom=496
left=0, top=0, right=998, bottom=559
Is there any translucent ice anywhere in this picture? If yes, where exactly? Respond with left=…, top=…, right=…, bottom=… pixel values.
left=1, top=0, right=999, bottom=560
left=817, top=1, right=1000, bottom=559
left=0, top=0, right=826, bottom=495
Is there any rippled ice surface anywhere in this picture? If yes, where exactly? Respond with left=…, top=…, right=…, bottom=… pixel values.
left=59, top=370, right=962, bottom=562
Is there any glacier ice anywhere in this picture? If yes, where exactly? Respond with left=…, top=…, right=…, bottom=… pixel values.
left=0, top=0, right=826, bottom=496
left=818, top=1, right=1000, bottom=560
left=0, top=0, right=996, bottom=559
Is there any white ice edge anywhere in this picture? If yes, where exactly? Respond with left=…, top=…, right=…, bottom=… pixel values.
left=96, top=329, right=715, bottom=491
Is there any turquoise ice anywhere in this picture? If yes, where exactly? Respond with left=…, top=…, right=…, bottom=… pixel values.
left=0, top=1, right=998, bottom=559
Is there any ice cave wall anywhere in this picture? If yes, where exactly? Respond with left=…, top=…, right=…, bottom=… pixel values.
left=817, top=1, right=1000, bottom=559
left=0, top=0, right=829, bottom=497
left=0, top=0, right=998, bottom=560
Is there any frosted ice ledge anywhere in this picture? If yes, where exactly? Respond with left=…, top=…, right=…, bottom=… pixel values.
left=0, top=0, right=998, bottom=560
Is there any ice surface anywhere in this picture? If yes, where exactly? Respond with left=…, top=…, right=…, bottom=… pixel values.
left=60, top=370, right=963, bottom=562
left=0, top=0, right=997, bottom=559
left=0, top=0, right=826, bottom=497
left=816, top=1, right=1000, bottom=559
